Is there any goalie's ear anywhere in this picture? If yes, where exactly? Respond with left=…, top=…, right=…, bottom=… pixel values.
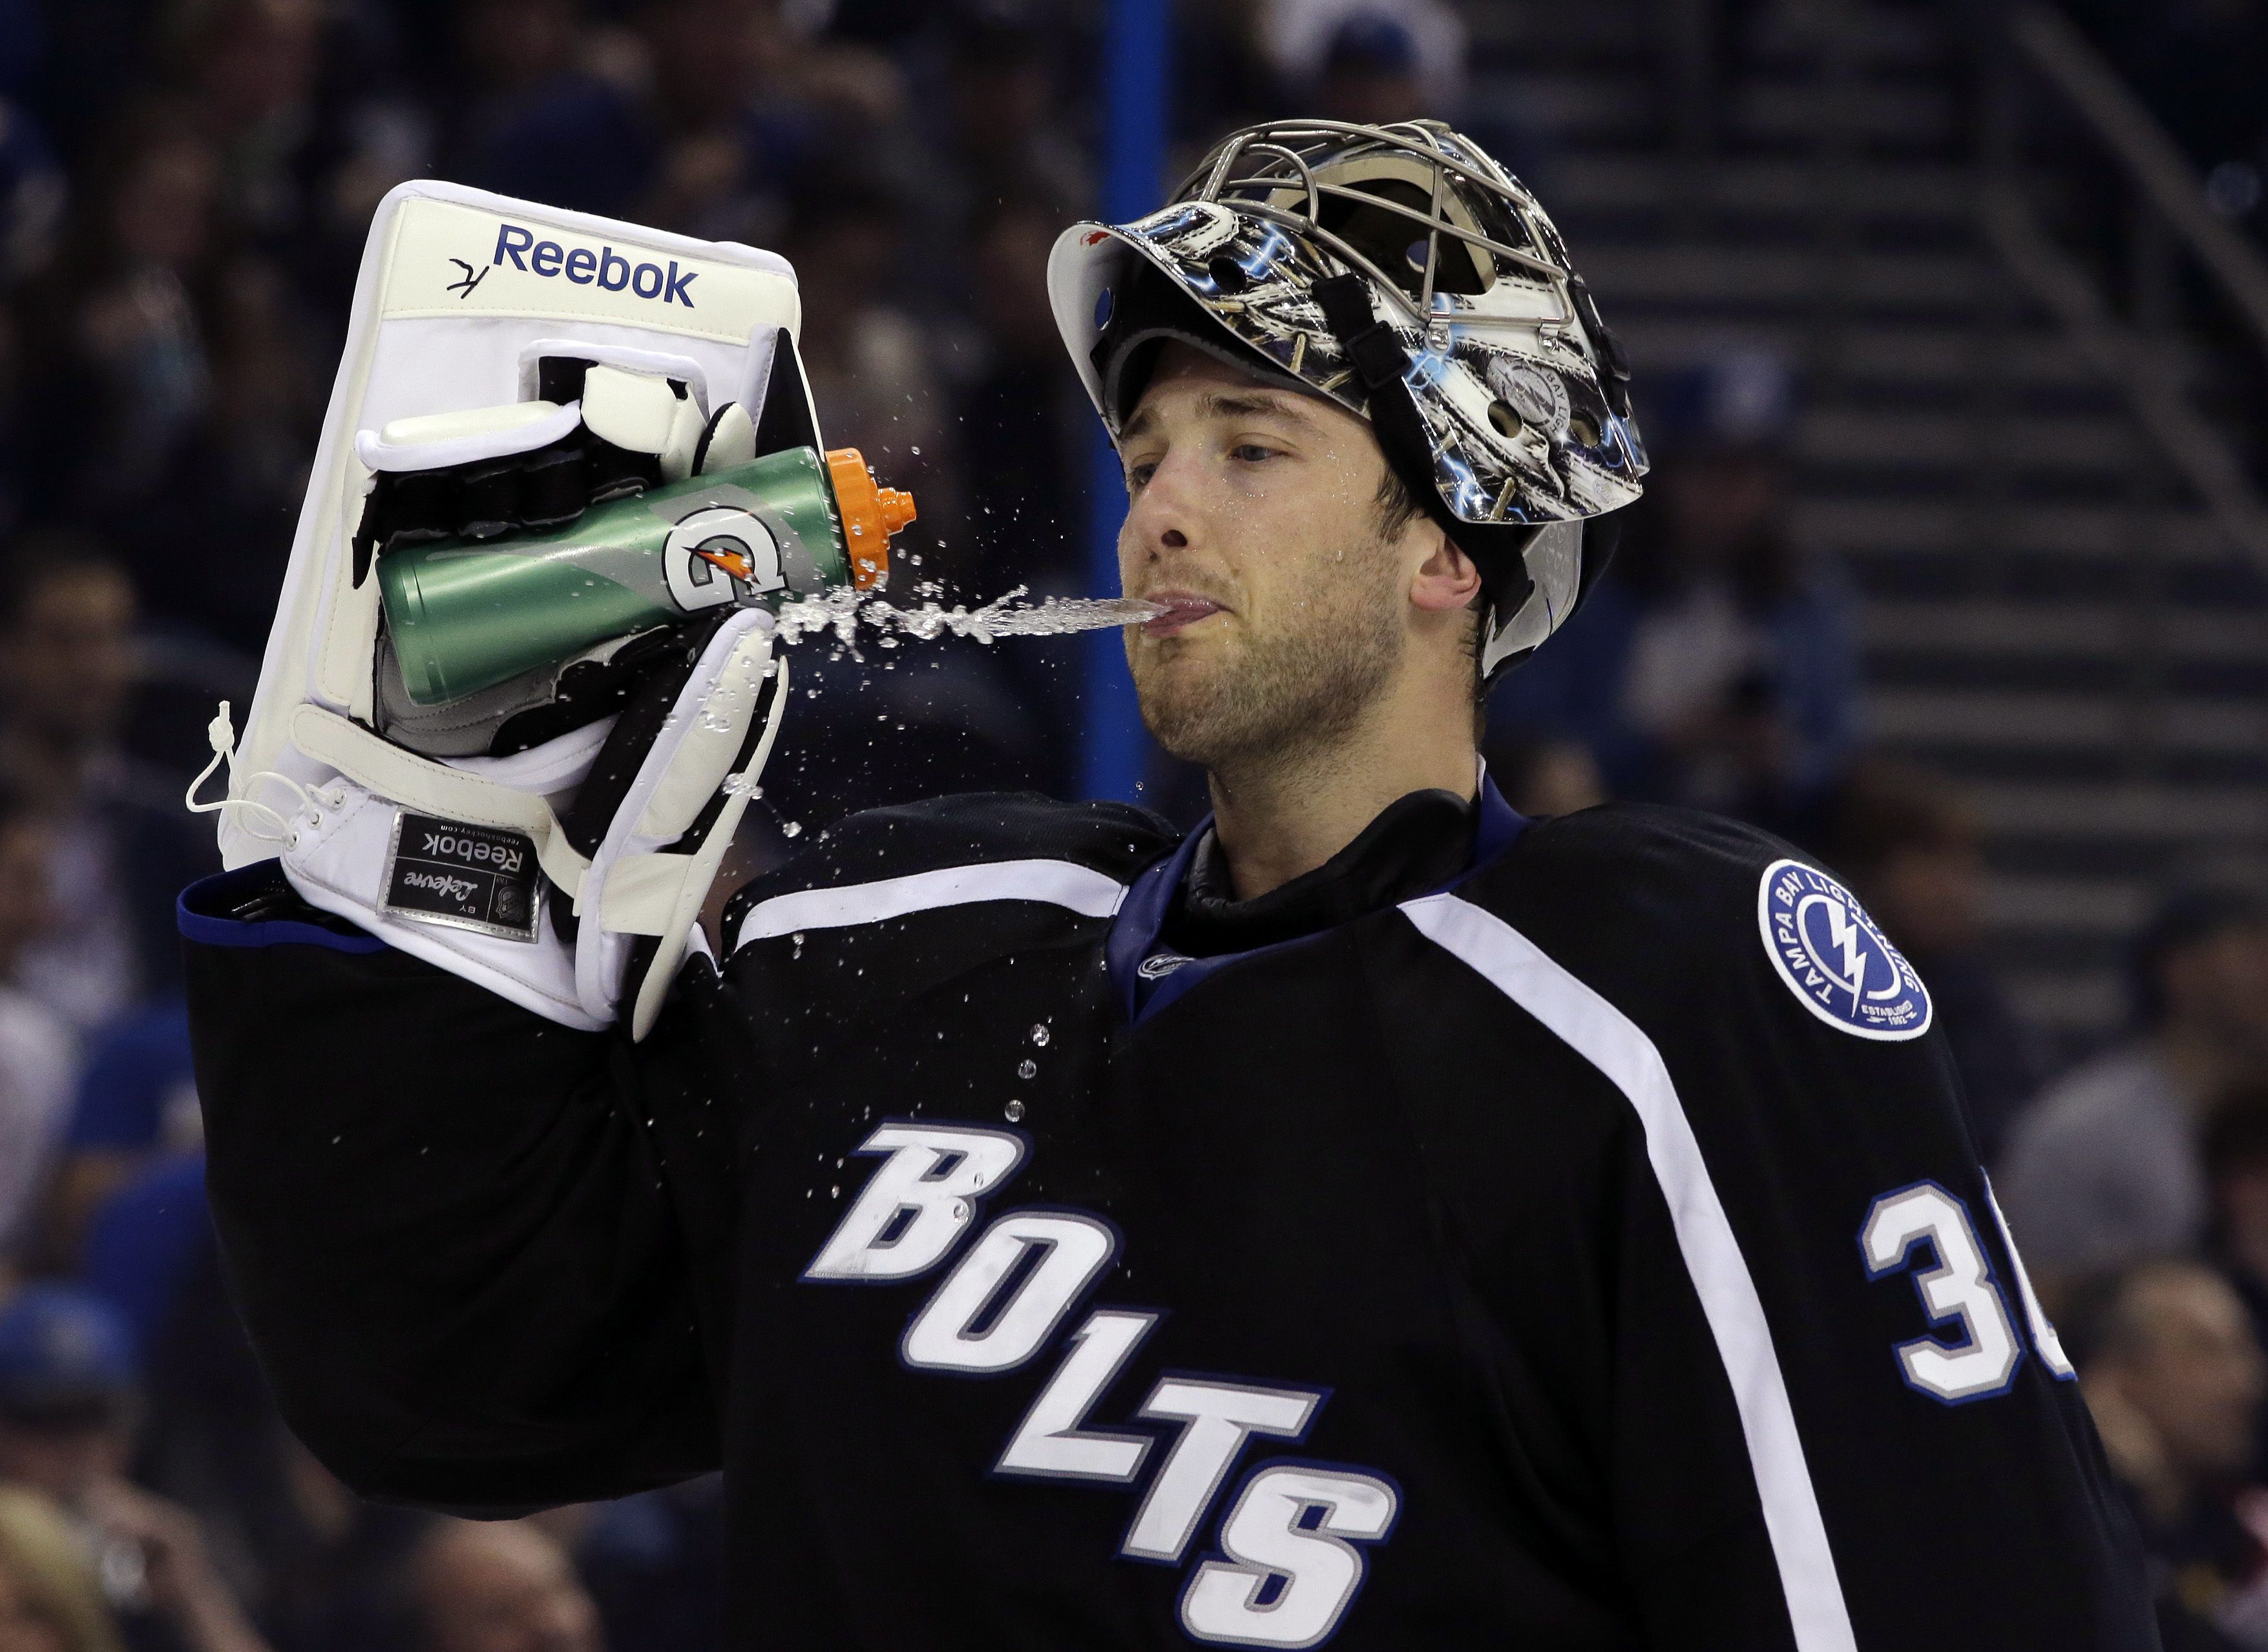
left=753, top=328, right=821, bottom=456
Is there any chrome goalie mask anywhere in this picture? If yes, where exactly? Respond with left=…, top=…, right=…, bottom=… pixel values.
left=1048, top=118, right=1648, bottom=679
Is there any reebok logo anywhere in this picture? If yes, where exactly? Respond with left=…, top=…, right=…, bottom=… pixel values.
left=381, top=813, right=541, bottom=943
left=418, top=830, right=523, bottom=875
left=491, top=224, right=697, bottom=308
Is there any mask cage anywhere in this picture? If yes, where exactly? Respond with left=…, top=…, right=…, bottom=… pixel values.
left=1175, top=120, right=1576, bottom=339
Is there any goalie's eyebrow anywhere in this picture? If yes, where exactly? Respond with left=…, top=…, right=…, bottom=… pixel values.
left=1121, top=387, right=1325, bottom=443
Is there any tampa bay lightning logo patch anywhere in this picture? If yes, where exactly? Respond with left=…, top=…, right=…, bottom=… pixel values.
left=1756, top=859, right=1932, bottom=1041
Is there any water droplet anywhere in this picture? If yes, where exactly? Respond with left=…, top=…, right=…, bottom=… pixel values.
left=1004, top=1099, right=1025, bottom=1122
left=782, top=821, right=803, bottom=838
left=1017, top=1058, right=1037, bottom=1080
left=1029, top=1023, right=1050, bottom=1047
left=950, top=1199, right=972, bottom=1222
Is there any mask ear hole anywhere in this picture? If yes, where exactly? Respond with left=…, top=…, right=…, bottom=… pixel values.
left=1205, top=255, right=1248, bottom=293
left=1568, top=412, right=1601, bottom=448
left=1487, top=400, right=1522, bottom=439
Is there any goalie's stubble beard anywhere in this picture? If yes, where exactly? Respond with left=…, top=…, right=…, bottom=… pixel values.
left=1127, top=512, right=1409, bottom=787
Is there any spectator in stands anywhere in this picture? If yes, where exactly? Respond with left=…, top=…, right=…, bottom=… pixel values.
left=937, top=5, right=1084, bottom=223
left=782, top=180, right=953, bottom=501
left=0, top=786, right=71, bottom=1273
left=1488, top=351, right=1858, bottom=841
left=0, top=98, right=65, bottom=288
left=18, top=105, right=224, bottom=514
left=2203, top=1086, right=2268, bottom=1487
left=1826, top=762, right=2043, bottom=1167
left=1170, top=0, right=1285, bottom=152
left=1310, top=13, right=1427, bottom=127
left=0, top=546, right=215, bottom=1031
left=408, top=1520, right=601, bottom=1652
left=952, top=194, right=1087, bottom=594
left=248, top=1438, right=427, bottom=1652
left=448, top=0, right=821, bottom=242
left=1482, top=734, right=1608, bottom=819
left=1256, top=0, right=1467, bottom=120
left=163, top=0, right=323, bottom=243
left=2001, top=878, right=2268, bottom=1279
left=0, top=1286, right=272, bottom=1652
left=15, top=85, right=317, bottom=651
left=629, top=0, right=825, bottom=244
left=131, top=247, right=319, bottom=655
left=576, top=1479, right=722, bottom=1652
left=32, top=997, right=195, bottom=1281
left=445, top=0, right=657, bottom=221
left=947, top=192, right=1097, bottom=782
left=2081, top=1260, right=2268, bottom=1649
left=0, top=1483, right=125, bottom=1652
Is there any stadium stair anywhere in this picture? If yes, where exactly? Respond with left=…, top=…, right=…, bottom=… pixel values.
left=1476, top=0, right=2268, bottom=1054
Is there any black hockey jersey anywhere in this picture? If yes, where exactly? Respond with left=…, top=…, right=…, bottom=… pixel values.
left=179, top=786, right=2157, bottom=1650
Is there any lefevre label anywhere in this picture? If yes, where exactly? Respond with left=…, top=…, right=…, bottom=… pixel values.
left=380, top=196, right=799, bottom=345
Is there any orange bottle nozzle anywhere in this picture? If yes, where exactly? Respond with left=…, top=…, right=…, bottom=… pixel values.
left=825, top=447, right=918, bottom=591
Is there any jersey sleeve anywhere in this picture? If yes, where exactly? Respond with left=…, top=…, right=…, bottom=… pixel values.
left=1452, top=805, right=2158, bottom=1650
left=180, top=863, right=728, bottom=1514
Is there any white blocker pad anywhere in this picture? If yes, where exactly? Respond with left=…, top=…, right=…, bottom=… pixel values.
left=208, top=181, right=811, bottom=1032
left=220, top=179, right=807, bottom=872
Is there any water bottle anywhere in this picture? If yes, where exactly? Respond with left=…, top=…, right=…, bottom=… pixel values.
left=379, top=446, right=916, bottom=706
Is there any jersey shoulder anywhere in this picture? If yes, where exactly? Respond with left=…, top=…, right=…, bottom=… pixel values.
left=1463, top=800, right=1937, bottom=1045
left=1475, top=800, right=1803, bottom=945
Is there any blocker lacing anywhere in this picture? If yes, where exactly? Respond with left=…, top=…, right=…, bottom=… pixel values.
left=185, top=701, right=333, bottom=845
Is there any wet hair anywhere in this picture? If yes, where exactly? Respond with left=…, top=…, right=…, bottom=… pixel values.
left=1364, top=457, right=1484, bottom=717
left=1371, top=461, right=1422, bottom=542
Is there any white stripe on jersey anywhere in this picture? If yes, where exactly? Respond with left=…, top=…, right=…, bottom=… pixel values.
left=737, top=859, right=1128, bottom=950
left=1400, top=891, right=1858, bottom=1652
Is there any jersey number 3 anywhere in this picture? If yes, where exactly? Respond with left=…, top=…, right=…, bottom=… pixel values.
left=1859, top=1179, right=2073, bottom=1404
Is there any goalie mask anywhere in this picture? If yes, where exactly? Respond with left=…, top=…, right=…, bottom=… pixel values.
left=1047, top=118, right=1648, bottom=680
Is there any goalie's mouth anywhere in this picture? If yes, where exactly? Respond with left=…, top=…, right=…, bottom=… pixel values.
left=1139, top=592, right=1224, bottom=638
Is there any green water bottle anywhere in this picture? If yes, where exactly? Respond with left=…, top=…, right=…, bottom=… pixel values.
left=379, top=446, right=916, bottom=706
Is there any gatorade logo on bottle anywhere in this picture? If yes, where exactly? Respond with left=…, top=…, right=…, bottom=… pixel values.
left=491, top=224, right=697, bottom=308
left=662, top=507, right=784, bottom=612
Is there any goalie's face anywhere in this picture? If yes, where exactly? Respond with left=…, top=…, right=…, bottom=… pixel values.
left=1115, top=344, right=1471, bottom=773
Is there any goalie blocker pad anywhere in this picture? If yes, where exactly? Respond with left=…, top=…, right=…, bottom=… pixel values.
left=207, top=181, right=816, bottom=1033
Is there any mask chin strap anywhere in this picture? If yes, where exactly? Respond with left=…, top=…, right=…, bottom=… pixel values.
left=1308, top=273, right=1538, bottom=659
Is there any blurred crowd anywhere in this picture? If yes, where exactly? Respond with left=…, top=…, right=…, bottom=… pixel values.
left=0, top=0, right=2262, bottom=1647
